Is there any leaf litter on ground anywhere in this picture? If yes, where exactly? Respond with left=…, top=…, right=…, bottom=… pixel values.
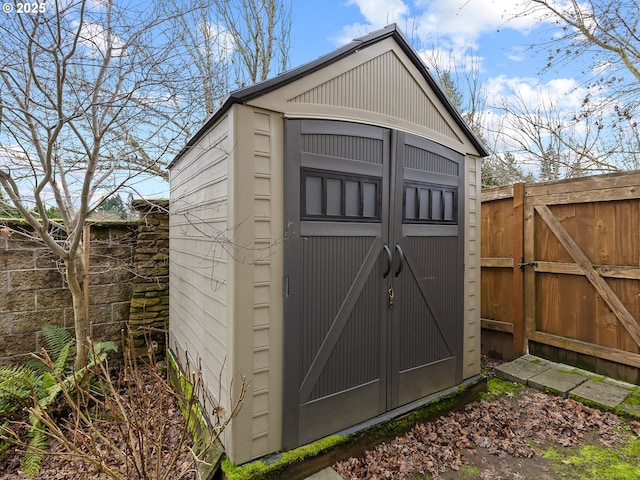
left=334, top=389, right=640, bottom=480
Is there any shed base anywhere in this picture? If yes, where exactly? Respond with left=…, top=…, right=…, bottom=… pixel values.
left=222, top=375, right=486, bottom=480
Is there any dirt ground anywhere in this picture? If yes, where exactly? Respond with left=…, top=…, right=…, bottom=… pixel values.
left=333, top=357, right=640, bottom=480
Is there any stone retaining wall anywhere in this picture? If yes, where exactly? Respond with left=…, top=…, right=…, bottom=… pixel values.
left=129, top=200, right=170, bottom=355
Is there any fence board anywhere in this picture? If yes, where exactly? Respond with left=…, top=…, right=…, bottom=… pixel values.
left=480, top=183, right=524, bottom=360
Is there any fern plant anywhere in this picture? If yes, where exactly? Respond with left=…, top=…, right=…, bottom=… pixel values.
left=0, top=325, right=118, bottom=477
left=0, top=365, right=42, bottom=415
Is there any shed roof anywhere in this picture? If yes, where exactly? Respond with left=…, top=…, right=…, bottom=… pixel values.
left=170, top=24, right=489, bottom=167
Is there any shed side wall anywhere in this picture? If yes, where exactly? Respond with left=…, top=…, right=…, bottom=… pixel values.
left=169, top=113, right=233, bottom=450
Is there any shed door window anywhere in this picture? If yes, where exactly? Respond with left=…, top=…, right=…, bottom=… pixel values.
left=403, top=181, right=457, bottom=224
left=302, top=169, right=381, bottom=222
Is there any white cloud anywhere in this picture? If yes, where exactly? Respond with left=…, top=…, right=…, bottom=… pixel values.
left=73, top=20, right=125, bottom=58
left=348, top=0, right=409, bottom=27
left=338, top=0, right=548, bottom=46
left=413, top=0, right=544, bottom=40
left=485, top=75, right=588, bottom=111
left=199, top=21, right=236, bottom=60
left=334, top=0, right=410, bottom=44
left=334, top=0, right=553, bottom=74
left=505, top=46, right=526, bottom=62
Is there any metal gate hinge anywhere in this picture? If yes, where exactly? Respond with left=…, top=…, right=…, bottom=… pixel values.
left=517, top=258, right=537, bottom=271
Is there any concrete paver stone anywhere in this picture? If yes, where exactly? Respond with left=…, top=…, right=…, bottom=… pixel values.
left=495, top=354, right=551, bottom=383
left=617, top=389, right=640, bottom=417
left=305, top=467, right=344, bottom=480
left=569, top=379, right=631, bottom=409
left=527, top=368, right=588, bottom=397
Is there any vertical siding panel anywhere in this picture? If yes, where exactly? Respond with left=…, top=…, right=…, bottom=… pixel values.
left=464, top=156, right=481, bottom=378
left=289, top=50, right=459, bottom=142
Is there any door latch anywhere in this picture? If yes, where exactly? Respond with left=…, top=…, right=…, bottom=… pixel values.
left=517, top=258, right=538, bottom=271
left=388, top=286, right=395, bottom=308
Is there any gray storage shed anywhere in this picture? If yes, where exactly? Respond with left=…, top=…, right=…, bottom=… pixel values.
left=169, top=24, right=488, bottom=465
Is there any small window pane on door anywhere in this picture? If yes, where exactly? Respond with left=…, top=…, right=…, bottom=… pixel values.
left=305, top=176, right=323, bottom=216
left=431, top=190, right=442, bottom=221
left=363, top=182, right=377, bottom=218
left=405, top=187, right=418, bottom=220
left=418, top=189, right=430, bottom=220
left=443, top=190, right=455, bottom=221
left=345, top=181, right=360, bottom=217
left=326, top=178, right=342, bottom=216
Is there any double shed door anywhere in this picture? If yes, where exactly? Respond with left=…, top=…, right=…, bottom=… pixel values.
left=283, top=120, right=464, bottom=449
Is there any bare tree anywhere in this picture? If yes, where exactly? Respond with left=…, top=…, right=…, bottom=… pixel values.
left=167, top=0, right=292, bottom=118
left=0, top=0, right=185, bottom=369
left=218, top=0, right=292, bottom=85
left=503, top=1, right=640, bottom=177
left=524, top=0, right=640, bottom=97
left=491, top=81, right=640, bottom=181
left=166, top=0, right=234, bottom=116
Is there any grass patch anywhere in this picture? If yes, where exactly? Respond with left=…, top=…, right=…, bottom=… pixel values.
left=543, top=434, right=640, bottom=480
left=478, top=378, right=523, bottom=401
left=457, top=464, right=481, bottom=478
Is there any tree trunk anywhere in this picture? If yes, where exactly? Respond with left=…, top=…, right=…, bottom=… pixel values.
left=66, top=251, right=89, bottom=370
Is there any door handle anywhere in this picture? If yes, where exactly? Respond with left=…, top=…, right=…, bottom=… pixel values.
left=394, top=243, right=404, bottom=277
left=383, top=244, right=392, bottom=278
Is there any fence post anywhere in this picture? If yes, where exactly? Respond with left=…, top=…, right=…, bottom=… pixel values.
left=512, top=183, right=525, bottom=356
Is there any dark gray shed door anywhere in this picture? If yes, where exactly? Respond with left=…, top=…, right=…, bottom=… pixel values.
left=283, top=120, right=464, bottom=449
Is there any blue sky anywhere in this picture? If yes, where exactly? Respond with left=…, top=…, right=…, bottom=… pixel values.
left=288, top=0, right=561, bottom=82
left=138, top=0, right=598, bottom=198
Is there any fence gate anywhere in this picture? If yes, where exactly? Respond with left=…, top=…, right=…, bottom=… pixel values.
left=283, top=120, right=464, bottom=449
left=521, top=175, right=640, bottom=376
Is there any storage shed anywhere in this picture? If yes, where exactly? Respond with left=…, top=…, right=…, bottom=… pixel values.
left=169, top=24, right=488, bottom=465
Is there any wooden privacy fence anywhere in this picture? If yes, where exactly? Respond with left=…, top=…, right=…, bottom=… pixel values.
left=481, top=171, right=640, bottom=382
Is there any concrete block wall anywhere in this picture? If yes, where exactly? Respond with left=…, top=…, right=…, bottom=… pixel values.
left=0, top=221, right=137, bottom=365
left=0, top=202, right=171, bottom=365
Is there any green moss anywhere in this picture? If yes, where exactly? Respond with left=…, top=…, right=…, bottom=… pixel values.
left=222, top=435, right=344, bottom=480
left=625, top=391, right=640, bottom=405
left=568, top=393, right=615, bottom=413
left=544, top=435, right=640, bottom=480
left=543, top=386, right=562, bottom=396
left=369, top=396, right=460, bottom=440
left=222, top=394, right=464, bottom=479
left=478, top=378, right=523, bottom=401
left=556, top=368, right=580, bottom=374
left=457, top=464, right=481, bottom=478
left=166, top=352, right=207, bottom=438
left=615, top=390, right=640, bottom=418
